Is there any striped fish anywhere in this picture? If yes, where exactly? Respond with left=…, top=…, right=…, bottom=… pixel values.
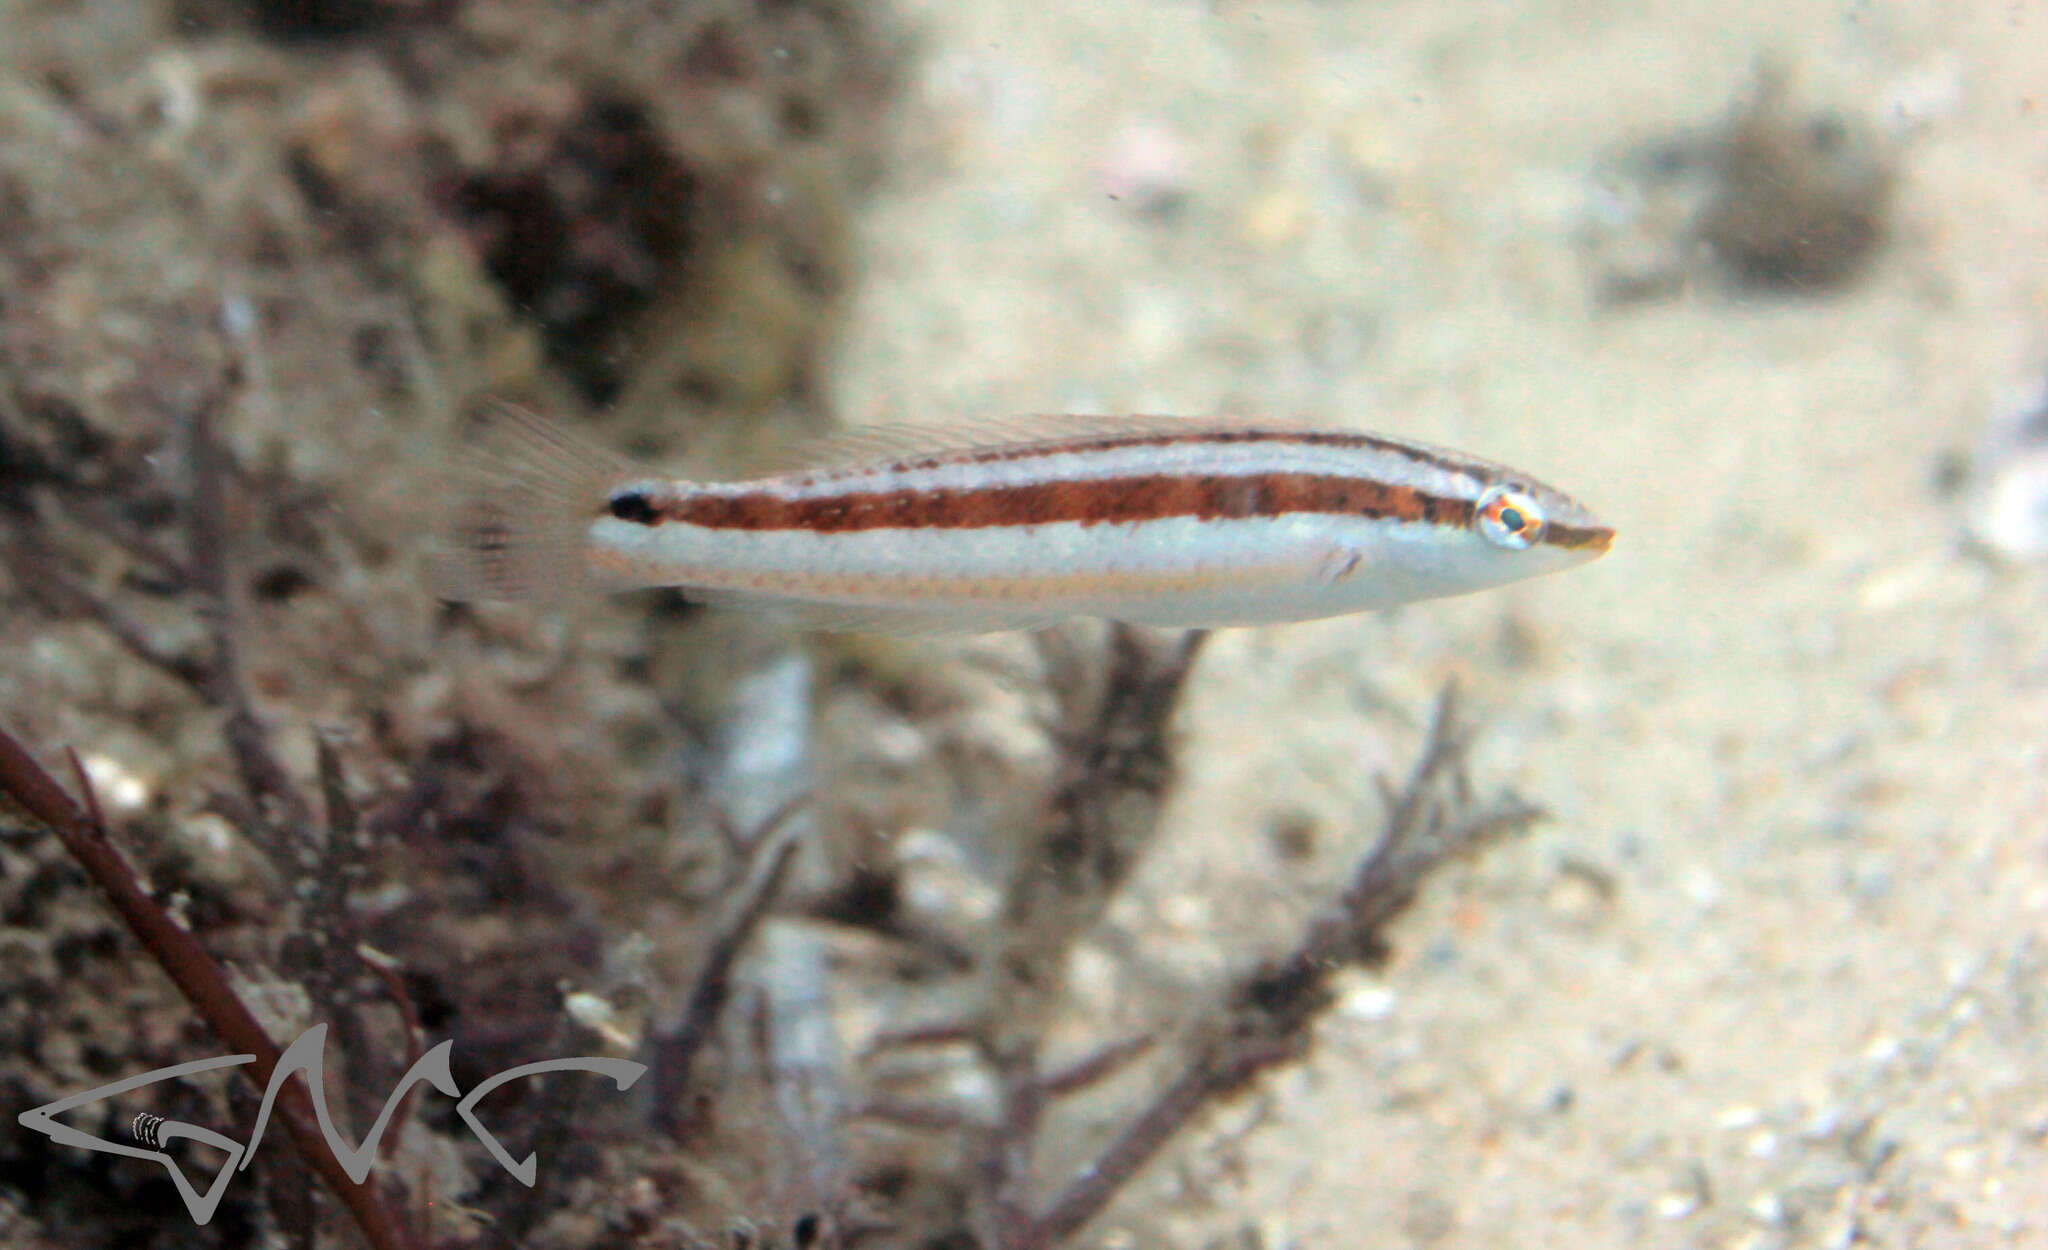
left=435, top=404, right=1611, bottom=633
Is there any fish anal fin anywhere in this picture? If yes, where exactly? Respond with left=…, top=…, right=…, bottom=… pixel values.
left=677, top=587, right=1068, bottom=636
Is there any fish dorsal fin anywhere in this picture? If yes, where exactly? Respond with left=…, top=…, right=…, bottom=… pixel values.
left=730, top=412, right=1294, bottom=477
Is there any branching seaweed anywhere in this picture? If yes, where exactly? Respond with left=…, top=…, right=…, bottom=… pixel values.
left=650, top=793, right=811, bottom=1140
left=1, top=363, right=426, bottom=1247
left=0, top=728, right=420, bottom=1250
left=878, top=657, right=1536, bottom=1249
left=1029, top=684, right=1543, bottom=1248
left=972, top=625, right=1210, bottom=1244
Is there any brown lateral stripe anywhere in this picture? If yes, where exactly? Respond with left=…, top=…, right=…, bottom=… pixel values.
left=662, top=472, right=1475, bottom=533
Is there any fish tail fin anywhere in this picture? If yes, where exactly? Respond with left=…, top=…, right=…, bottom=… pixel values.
left=430, top=400, right=644, bottom=603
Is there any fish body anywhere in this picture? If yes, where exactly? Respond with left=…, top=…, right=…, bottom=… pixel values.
left=438, top=406, right=1611, bottom=633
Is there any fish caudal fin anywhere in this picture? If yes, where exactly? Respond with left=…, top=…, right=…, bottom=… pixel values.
left=430, top=400, right=642, bottom=603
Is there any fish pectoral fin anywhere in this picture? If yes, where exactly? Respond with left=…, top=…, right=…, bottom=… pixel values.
left=1314, top=543, right=1365, bottom=584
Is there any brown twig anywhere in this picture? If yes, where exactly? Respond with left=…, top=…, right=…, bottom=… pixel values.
left=3, top=365, right=314, bottom=848
left=291, top=733, right=384, bottom=1133
left=68, top=492, right=195, bottom=588
left=975, top=625, right=1209, bottom=1249
left=7, top=368, right=318, bottom=845
left=0, top=535, right=210, bottom=686
left=183, top=373, right=314, bottom=840
left=859, top=1098, right=972, bottom=1131
left=1032, top=1028, right=1292, bottom=1250
left=356, top=944, right=427, bottom=1164
left=1038, top=1032, right=1157, bottom=1100
left=869, top=1021, right=978, bottom=1051
left=1029, top=684, right=1544, bottom=1247
left=1282, top=685, right=1544, bottom=980
left=0, top=724, right=418, bottom=1250
left=649, top=794, right=810, bottom=1138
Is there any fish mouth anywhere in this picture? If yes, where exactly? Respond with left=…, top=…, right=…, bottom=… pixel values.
left=1544, top=522, right=1615, bottom=555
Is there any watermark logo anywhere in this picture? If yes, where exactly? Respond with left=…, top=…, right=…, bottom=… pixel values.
left=18, top=1023, right=647, bottom=1225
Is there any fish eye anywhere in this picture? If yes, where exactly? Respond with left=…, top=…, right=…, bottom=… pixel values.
left=607, top=491, right=660, bottom=525
left=1476, top=484, right=1545, bottom=550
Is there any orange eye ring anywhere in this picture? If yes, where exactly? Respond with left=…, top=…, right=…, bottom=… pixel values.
left=1476, top=484, right=1546, bottom=550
